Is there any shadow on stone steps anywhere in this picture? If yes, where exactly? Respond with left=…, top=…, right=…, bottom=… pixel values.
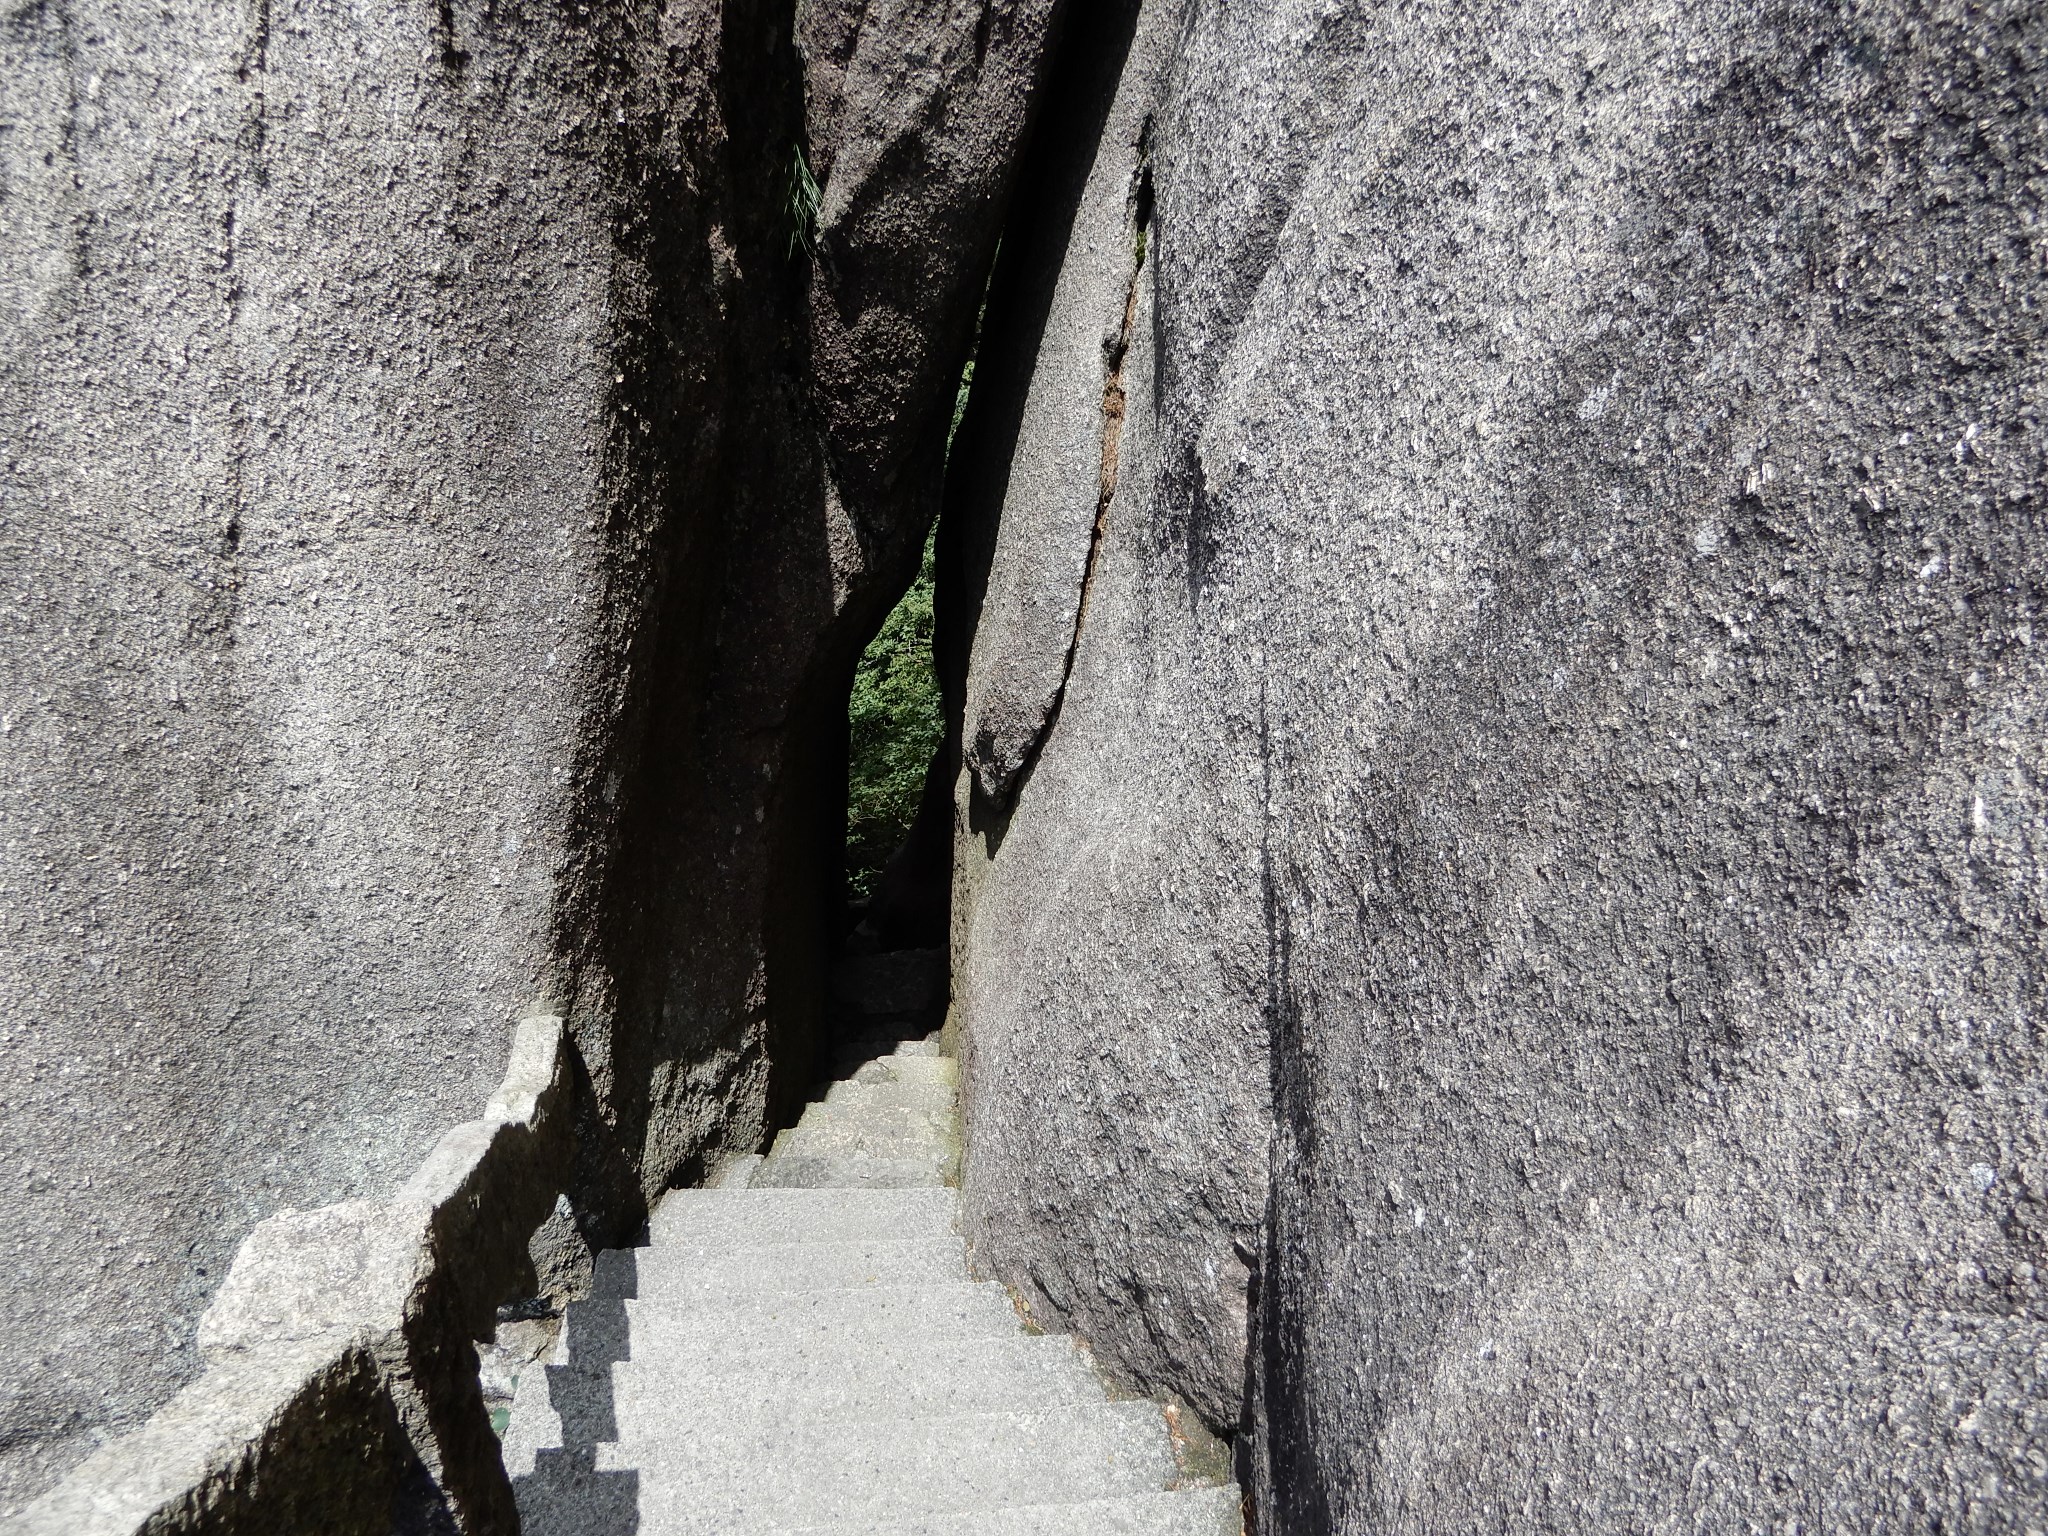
left=507, top=1256, right=642, bottom=1536
left=825, top=945, right=950, bottom=1077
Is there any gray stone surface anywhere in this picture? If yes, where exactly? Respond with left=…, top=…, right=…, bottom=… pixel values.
left=798, top=0, right=1069, bottom=542
left=825, top=1075, right=956, bottom=1113
left=17, top=1016, right=572, bottom=1534
left=0, top=0, right=667, bottom=1497
left=647, top=1185, right=962, bottom=1246
left=789, top=1488, right=1245, bottom=1536
left=608, top=1334, right=1105, bottom=1419
left=597, top=1237, right=967, bottom=1301
left=0, top=0, right=1065, bottom=1513
left=619, top=1285, right=1028, bottom=1353
left=749, top=1155, right=956, bottom=1190
left=612, top=1404, right=1174, bottom=1528
left=0, top=0, right=786, bottom=1505
left=958, top=0, right=1179, bottom=804
left=946, top=0, right=1269, bottom=1437
left=7, top=1340, right=400, bottom=1536
left=508, top=1038, right=1240, bottom=1533
left=949, top=0, right=2048, bottom=1527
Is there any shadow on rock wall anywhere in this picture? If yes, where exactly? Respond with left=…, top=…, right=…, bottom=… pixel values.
left=947, top=0, right=2048, bottom=1528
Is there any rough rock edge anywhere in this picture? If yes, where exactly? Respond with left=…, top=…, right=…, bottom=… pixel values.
left=12, top=1017, right=573, bottom=1536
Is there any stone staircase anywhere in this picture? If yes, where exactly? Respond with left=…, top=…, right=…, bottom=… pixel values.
left=501, top=1031, right=1242, bottom=1535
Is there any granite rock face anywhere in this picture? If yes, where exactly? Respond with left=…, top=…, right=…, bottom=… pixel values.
left=19, top=1016, right=573, bottom=1535
left=633, top=0, right=1070, bottom=1181
left=947, top=0, right=1273, bottom=1437
left=0, top=0, right=718, bottom=1503
left=950, top=0, right=2048, bottom=1526
left=0, top=0, right=1058, bottom=1513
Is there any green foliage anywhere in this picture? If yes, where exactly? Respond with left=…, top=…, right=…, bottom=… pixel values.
left=843, top=348, right=978, bottom=905
left=948, top=358, right=975, bottom=453
left=845, top=527, right=940, bottom=903
left=785, top=144, right=821, bottom=260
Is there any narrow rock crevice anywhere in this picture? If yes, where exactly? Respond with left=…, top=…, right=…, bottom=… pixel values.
left=980, top=149, right=1151, bottom=816
left=1077, top=150, right=1153, bottom=663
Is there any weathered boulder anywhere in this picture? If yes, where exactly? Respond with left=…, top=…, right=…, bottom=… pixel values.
left=947, top=0, right=1272, bottom=1436
left=0, top=0, right=724, bottom=1503
left=950, top=0, right=2048, bottom=1526
left=0, top=0, right=1062, bottom=1513
left=801, top=0, right=1071, bottom=542
left=639, top=0, right=1072, bottom=1172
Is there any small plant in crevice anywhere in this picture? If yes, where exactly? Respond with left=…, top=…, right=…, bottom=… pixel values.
left=785, top=143, right=821, bottom=259
left=948, top=357, right=975, bottom=454
left=845, top=527, right=941, bottom=905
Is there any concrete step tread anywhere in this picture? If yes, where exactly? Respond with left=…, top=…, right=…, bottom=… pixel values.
left=774, top=1122, right=956, bottom=1163
left=590, top=1402, right=1174, bottom=1526
left=615, top=1282, right=1023, bottom=1337
left=784, top=1486, right=1245, bottom=1536
left=749, top=1153, right=947, bottom=1189
left=506, top=1320, right=1089, bottom=1475
left=824, top=1075, right=956, bottom=1109
left=608, top=1335, right=1100, bottom=1413
left=806, top=1090, right=955, bottom=1126
left=594, top=1237, right=964, bottom=1300
left=710, top=1152, right=765, bottom=1189
left=796, top=1098, right=953, bottom=1136
left=647, top=1186, right=959, bottom=1245
left=848, top=1054, right=959, bottom=1086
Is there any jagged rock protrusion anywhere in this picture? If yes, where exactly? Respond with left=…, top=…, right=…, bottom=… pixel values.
left=19, top=1019, right=573, bottom=1535
left=800, top=0, right=1071, bottom=554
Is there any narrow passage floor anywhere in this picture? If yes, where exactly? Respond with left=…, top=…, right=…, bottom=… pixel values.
left=502, top=1030, right=1243, bottom=1534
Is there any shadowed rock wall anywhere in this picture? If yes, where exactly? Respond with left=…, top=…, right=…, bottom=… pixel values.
left=0, top=0, right=1064, bottom=1513
left=949, top=0, right=2048, bottom=1526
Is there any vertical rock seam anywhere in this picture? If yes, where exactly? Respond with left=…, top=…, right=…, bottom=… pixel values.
left=1001, top=142, right=1154, bottom=805
left=1079, top=149, right=1153, bottom=646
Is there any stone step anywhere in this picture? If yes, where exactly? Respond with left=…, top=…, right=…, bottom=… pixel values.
left=499, top=1284, right=1041, bottom=1477
left=821, top=1075, right=957, bottom=1115
left=593, top=1237, right=967, bottom=1301
left=789, top=1096, right=954, bottom=1139
left=773, top=1115, right=955, bottom=1166
left=765, top=1143, right=956, bottom=1185
left=646, top=1185, right=958, bottom=1247
left=750, top=1153, right=947, bottom=1189
left=608, top=1335, right=1100, bottom=1419
left=786, top=1486, right=1245, bottom=1536
left=594, top=1402, right=1174, bottom=1530
left=845, top=1053, right=959, bottom=1088
left=513, top=1449, right=643, bottom=1535
left=497, top=1027, right=1249, bottom=1536
left=621, top=1283, right=1024, bottom=1346
left=710, top=1152, right=764, bottom=1188
left=500, top=1365, right=564, bottom=1479
left=524, top=1296, right=1035, bottom=1391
